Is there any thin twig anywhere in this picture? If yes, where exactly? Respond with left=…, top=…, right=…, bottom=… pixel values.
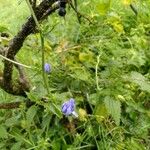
left=69, top=2, right=93, bottom=24
left=0, top=54, right=32, bottom=69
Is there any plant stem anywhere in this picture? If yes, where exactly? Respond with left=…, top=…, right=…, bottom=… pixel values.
left=25, top=0, right=49, bottom=95
left=96, top=54, right=101, bottom=90
left=0, top=54, right=31, bottom=69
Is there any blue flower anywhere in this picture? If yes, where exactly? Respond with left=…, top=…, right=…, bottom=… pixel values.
left=62, top=98, right=78, bottom=117
left=44, top=63, right=51, bottom=73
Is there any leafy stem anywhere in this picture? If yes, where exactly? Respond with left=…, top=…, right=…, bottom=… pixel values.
left=25, top=0, right=50, bottom=95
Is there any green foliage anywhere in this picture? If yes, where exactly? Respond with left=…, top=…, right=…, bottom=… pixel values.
left=0, top=25, right=8, bottom=32
left=0, top=125, right=7, bottom=138
left=130, top=71, right=150, bottom=93
left=0, top=0, right=150, bottom=149
left=26, top=105, right=38, bottom=125
left=104, top=96, right=121, bottom=125
left=96, top=0, right=111, bottom=15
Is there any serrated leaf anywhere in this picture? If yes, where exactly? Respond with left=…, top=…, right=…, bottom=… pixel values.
left=5, top=117, right=18, bottom=127
left=42, top=115, right=51, bottom=130
left=26, top=92, right=39, bottom=102
left=130, top=71, right=150, bottom=93
left=50, top=103, right=62, bottom=118
left=131, top=71, right=146, bottom=82
left=104, top=96, right=121, bottom=125
left=0, top=125, right=7, bottom=138
left=26, top=105, right=38, bottom=125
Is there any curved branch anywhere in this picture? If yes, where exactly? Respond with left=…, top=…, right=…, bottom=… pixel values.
left=1, top=0, right=59, bottom=96
left=69, top=1, right=92, bottom=24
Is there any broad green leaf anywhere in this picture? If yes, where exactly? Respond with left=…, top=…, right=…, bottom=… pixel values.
left=79, top=52, right=93, bottom=62
left=0, top=125, right=7, bottom=138
left=72, top=69, right=90, bottom=81
left=130, top=71, right=150, bottom=93
left=104, top=96, right=121, bottom=125
left=26, top=105, right=38, bottom=125
left=26, top=92, right=39, bottom=102
left=96, top=0, right=111, bottom=15
left=89, top=93, right=100, bottom=105
left=131, top=71, right=145, bottom=82
left=95, top=103, right=108, bottom=123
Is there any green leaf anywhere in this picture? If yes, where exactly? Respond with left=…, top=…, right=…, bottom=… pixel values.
left=0, top=25, right=8, bottom=32
left=79, top=52, right=93, bottom=62
left=42, top=115, right=51, bottom=130
left=11, top=142, right=22, bottom=150
left=106, top=13, right=124, bottom=33
left=0, top=142, right=5, bottom=149
left=26, top=105, right=38, bottom=125
left=5, top=117, right=18, bottom=127
left=89, top=93, right=100, bottom=105
left=96, top=0, right=111, bottom=15
left=0, top=125, right=7, bottom=138
left=26, top=92, right=39, bottom=102
left=130, top=71, right=150, bottom=93
left=112, top=22, right=124, bottom=33
left=72, top=69, right=90, bottom=81
left=94, top=103, right=108, bottom=123
left=104, top=96, right=121, bottom=125
left=50, top=103, right=62, bottom=118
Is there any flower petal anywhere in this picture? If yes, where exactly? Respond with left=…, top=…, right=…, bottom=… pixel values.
left=61, top=98, right=76, bottom=116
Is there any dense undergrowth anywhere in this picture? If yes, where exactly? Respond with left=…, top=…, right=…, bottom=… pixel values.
left=0, top=0, right=150, bottom=149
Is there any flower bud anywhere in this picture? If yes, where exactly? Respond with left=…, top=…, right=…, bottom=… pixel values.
left=44, top=63, right=51, bottom=74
